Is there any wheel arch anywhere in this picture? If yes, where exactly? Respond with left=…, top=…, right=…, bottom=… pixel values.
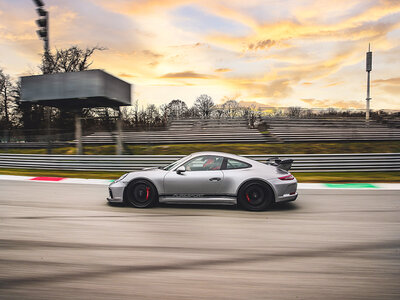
left=236, top=178, right=277, bottom=203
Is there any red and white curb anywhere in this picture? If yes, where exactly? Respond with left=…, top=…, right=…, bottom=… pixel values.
left=0, top=174, right=400, bottom=190
left=0, top=175, right=112, bottom=185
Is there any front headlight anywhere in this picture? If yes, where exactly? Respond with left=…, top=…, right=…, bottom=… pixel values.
left=114, top=173, right=128, bottom=183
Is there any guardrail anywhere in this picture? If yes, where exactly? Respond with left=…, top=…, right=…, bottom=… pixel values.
left=0, top=153, right=399, bottom=172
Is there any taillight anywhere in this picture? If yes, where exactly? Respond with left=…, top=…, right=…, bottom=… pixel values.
left=279, top=174, right=294, bottom=180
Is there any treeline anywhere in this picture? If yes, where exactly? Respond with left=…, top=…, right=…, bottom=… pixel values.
left=0, top=45, right=261, bottom=135
left=0, top=67, right=260, bottom=134
left=1, top=45, right=398, bottom=138
left=1, top=69, right=398, bottom=138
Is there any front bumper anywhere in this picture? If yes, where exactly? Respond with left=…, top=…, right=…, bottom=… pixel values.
left=107, top=181, right=126, bottom=203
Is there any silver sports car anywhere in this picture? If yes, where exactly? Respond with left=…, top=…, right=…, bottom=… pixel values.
left=107, top=151, right=297, bottom=211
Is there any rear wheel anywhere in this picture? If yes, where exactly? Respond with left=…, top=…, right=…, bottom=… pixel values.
left=125, top=180, right=158, bottom=208
left=238, top=181, right=274, bottom=211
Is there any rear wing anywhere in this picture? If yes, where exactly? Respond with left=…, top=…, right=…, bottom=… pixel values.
left=265, top=157, right=293, bottom=171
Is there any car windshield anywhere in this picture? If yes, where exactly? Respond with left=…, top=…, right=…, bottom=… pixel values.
left=162, top=155, right=192, bottom=171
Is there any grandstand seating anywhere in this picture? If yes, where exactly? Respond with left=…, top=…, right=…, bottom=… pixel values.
left=265, top=117, right=400, bottom=142
left=79, top=117, right=400, bottom=145
left=80, top=118, right=275, bottom=144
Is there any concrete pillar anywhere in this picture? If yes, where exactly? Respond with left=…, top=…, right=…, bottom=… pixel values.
left=366, top=71, right=370, bottom=126
left=46, top=107, right=52, bottom=154
left=116, top=108, right=123, bottom=155
left=75, top=113, right=83, bottom=155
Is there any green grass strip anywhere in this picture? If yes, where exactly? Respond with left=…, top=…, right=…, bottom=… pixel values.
left=1, top=141, right=400, bottom=155
left=0, top=168, right=399, bottom=183
left=325, top=183, right=378, bottom=188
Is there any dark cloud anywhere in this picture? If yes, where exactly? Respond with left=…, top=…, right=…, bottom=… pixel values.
left=248, top=39, right=276, bottom=51
left=160, top=71, right=215, bottom=79
left=236, top=78, right=294, bottom=99
left=141, top=49, right=163, bottom=58
left=373, top=77, right=400, bottom=95
left=264, top=79, right=293, bottom=98
left=118, top=73, right=136, bottom=78
left=373, top=77, right=400, bottom=85
left=214, top=68, right=232, bottom=73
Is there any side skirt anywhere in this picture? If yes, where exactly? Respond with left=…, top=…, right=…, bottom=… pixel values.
left=159, top=195, right=237, bottom=205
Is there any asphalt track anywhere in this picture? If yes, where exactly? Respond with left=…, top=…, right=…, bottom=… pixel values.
left=0, top=180, right=399, bottom=299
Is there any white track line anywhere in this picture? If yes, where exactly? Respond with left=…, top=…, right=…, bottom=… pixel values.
left=0, top=175, right=399, bottom=190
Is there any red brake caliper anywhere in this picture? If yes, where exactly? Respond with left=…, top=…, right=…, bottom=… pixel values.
left=246, top=193, right=251, bottom=202
left=146, top=187, right=150, bottom=201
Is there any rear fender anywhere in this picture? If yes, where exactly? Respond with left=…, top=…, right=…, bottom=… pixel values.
left=236, top=178, right=277, bottom=202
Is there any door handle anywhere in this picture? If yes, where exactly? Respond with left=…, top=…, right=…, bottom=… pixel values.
left=209, top=177, right=221, bottom=181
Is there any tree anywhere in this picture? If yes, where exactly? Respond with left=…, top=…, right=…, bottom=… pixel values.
left=165, top=99, right=188, bottom=119
left=194, top=94, right=214, bottom=119
left=33, top=45, right=107, bottom=133
left=145, top=104, right=159, bottom=125
left=0, top=68, right=19, bottom=130
left=287, top=106, right=301, bottom=118
left=222, top=99, right=240, bottom=118
left=132, top=99, right=139, bottom=125
left=242, top=104, right=258, bottom=128
left=0, top=69, right=10, bottom=128
left=40, top=46, right=106, bottom=74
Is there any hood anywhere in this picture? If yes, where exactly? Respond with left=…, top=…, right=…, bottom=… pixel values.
left=142, top=167, right=162, bottom=171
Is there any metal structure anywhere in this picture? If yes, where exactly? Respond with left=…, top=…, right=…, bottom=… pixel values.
left=20, top=70, right=131, bottom=108
left=20, top=70, right=132, bottom=155
left=366, top=44, right=372, bottom=122
left=0, top=153, right=399, bottom=172
left=28, top=1, right=132, bottom=156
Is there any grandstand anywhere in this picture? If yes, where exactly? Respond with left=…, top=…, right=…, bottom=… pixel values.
left=265, top=117, right=400, bottom=142
left=80, top=118, right=275, bottom=144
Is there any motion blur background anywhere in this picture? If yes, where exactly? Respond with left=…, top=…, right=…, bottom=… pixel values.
left=0, top=0, right=399, bottom=299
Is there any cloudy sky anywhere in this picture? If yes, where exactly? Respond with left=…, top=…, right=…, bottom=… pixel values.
left=0, top=0, right=399, bottom=109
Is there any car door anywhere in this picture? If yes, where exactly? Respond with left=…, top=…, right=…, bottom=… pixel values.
left=163, top=155, right=224, bottom=195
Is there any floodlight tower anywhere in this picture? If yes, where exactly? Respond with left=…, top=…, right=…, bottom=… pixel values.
left=366, top=44, right=372, bottom=123
left=33, top=0, right=50, bottom=74
left=33, top=0, right=49, bottom=52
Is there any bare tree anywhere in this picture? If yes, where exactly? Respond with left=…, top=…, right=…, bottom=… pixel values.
left=40, top=46, right=106, bottom=74
left=222, top=99, right=240, bottom=118
left=133, top=99, right=139, bottom=125
left=214, top=105, right=224, bottom=119
left=164, top=99, right=188, bottom=119
left=194, top=94, right=214, bottom=119
left=145, top=104, right=159, bottom=125
left=242, top=104, right=258, bottom=128
left=288, top=106, right=301, bottom=118
left=0, top=68, right=18, bottom=129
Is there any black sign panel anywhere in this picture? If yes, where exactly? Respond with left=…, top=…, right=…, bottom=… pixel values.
left=366, top=52, right=372, bottom=71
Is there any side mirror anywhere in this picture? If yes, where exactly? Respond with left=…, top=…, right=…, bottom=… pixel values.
left=176, top=166, right=186, bottom=174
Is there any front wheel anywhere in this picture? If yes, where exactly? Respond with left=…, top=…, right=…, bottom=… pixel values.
left=237, top=181, right=274, bottom=211
left=125, top=180, right=158, bottom=208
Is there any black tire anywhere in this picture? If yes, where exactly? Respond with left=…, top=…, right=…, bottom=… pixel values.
left=125, top=180, right=158, bottom=208
left=237, top=181, right=274, bottom=211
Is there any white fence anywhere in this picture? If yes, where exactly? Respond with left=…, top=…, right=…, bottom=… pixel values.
left=0, top=153, right=399, bottom=172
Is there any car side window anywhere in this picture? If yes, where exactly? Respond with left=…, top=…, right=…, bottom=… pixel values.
left=182, top=155, right=223, bottom=171
left=225, top=158, right=251, bottom=170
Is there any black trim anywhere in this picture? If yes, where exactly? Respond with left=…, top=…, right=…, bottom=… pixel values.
left=222, top=157, right=252, bottom=170
left=160, top=194, right=236, bottom=198
left=221, top=158, right=228, bottom=170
